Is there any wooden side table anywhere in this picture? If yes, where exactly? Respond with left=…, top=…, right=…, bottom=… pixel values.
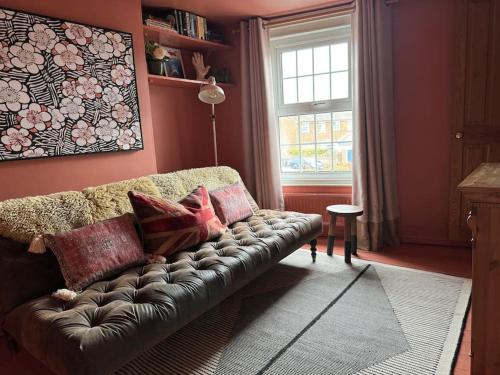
left=326, top=204, right=363, bottom=264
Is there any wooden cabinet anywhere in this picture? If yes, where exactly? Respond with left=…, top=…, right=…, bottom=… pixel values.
left=458, top=163, right=500, bottom=375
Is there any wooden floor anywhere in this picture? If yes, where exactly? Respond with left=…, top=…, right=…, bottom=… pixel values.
left=0, top=240, right=472, bottom=375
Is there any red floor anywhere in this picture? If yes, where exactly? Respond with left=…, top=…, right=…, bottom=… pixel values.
left=0, top=240, right=472, bottom=375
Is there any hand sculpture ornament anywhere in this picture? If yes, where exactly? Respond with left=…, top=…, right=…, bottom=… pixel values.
left=192, top=52, right=211, bottom=81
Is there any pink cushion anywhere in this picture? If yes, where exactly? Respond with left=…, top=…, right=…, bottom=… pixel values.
left=128, top=186, right=226, bottom=256
left=45, top=214, right=145, bottom=291
left=209, top=183, right=254, bottom=225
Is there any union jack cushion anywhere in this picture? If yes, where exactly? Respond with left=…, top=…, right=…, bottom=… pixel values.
left=128, top=186, right=226, bottom=256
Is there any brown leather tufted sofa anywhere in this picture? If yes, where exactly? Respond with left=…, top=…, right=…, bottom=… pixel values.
left=0, top=169, right=322, bottom=375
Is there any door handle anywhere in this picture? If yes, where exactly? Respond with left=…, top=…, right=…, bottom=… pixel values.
left=455, top=132, right=463, bottom=139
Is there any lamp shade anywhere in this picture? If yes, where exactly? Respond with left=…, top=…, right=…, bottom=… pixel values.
left=198, top=76, right=226, bottom=105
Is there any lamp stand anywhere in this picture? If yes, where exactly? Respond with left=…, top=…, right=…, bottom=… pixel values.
left=211, top=103, right=218, bottom=167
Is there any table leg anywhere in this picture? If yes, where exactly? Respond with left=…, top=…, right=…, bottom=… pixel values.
left=351, top=217, right=358, bottom=256
left=344, top=217, right=351, bottom=264
left=327, top=214, right=337, bottom=256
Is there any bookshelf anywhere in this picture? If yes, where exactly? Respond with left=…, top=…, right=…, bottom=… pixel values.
left=148, top=74, right=234, bottom=88
left=143, top=25, right=232, bottom=52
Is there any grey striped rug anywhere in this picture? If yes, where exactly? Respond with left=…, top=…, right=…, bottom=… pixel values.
left=115, top=250, right=471, bottom=375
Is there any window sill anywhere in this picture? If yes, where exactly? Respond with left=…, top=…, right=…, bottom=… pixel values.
left=282, top=180, right=352, bottom=187
left=281, top=175, right=352, bottom=187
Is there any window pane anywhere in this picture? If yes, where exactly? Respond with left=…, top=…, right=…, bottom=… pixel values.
left=282, top=51, right=296, bottom=78
left=331, top=43, right=348, bottom=72
left=332, top=142, right=352, bottom=171
left=281, top=145, right=300, bottom=172
left=331, top=71, right=349, bottom=99
left=332, top=118, right=341, bottom=131
left=283, top=78, right=297, bottom=104
left=279, top=111, right=353, bottom=177
left=315, top=112, right=331, bottom=142
left=317, top=144, right=333, bottom=171
left=332, top=111, right=352, bottom=142
left=301, top=144, right=316, bottom=172
left=298, top=76, right=313, bottom=103
left=279, top=116, right=299, bottom=144
left=313, top=45, right=330, bottom=74
left=314, top=74, right=330, bottom=101
left=332, top=111, right=353, bottom=142
left=297, top=48, right=313, bottom=76
left=274, top=32, right=353, bottom=181
left=299, top=114, right=315, bottom=143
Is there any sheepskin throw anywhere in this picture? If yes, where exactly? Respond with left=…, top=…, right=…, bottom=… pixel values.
left=83, top=177, right=161, bottom=222
left=0, top=191, right=93, bottom=243
left=150, top=166, right=259, bottom=211
left=0, top=167, right=255, bottom=244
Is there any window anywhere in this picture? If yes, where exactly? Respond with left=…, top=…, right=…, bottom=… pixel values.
left=270, top=16, right=352, bottom=185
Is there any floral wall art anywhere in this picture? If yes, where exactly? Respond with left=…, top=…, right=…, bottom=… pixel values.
left=0, top=7, right=143, bottom=161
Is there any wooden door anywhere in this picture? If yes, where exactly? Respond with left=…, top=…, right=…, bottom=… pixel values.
left=449, top=0, right=500, bottom=241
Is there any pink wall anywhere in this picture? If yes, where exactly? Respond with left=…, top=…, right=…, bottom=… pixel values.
left=392, top=0, right=455, bottom=244
left=209, top=26, right=246, bottom=176
left=0, top=0, right=246, bottom=200
left=150, top=85, right=203, bottom=172
left=150, top=24, right=244, bottom=175
left=0, top=0, right=157, bottom=200
left=0, top=0, right=458, bottom=245
left=150, top=84, right=231, bottom=173
left=141, top=0, right=462, bottom=247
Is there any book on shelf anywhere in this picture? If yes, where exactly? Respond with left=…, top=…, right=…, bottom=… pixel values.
left=143, top=8, right=209, bottom=41
left=178, top=10, right=207, bottom=40
left=145, top=18, right=176, bottom=31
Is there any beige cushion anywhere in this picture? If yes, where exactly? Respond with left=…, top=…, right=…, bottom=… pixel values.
left=0, top=191, right=93, bottom=243
left=83, top=177, right=161, bottom=223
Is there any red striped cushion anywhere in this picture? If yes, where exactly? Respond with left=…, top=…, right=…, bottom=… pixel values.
left=44, top=213, right=145, bottom=291
left=128, top=186, right=226, bottom=256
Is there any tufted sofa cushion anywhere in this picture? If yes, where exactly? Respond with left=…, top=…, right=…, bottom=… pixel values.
left=3, top=210, right=322, bottom=375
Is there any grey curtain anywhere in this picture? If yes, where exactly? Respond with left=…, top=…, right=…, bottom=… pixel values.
left=240, top=18, right=284, bottom=210
left=352, top=0, right=400, bottom=250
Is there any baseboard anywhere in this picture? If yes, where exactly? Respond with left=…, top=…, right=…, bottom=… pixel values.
left=399, top=236, right=470, bottom=248
left=316, top=234, right=470, bottom=249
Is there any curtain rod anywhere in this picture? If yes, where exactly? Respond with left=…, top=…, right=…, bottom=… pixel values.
left=262, top=0, right=356, bottom=22
left=236, top=0, right=399, bottom=31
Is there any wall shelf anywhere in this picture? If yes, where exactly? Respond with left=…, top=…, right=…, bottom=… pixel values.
left=148, top=74, right=234, bottom=88
left=143, top=25, right=231, bottom=52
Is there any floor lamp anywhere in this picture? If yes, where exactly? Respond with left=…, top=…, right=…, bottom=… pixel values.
left=198, top=76, right=226, bottom=166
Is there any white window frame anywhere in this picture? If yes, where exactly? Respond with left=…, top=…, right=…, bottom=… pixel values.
left=270, top=17, right=353, bottom=186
